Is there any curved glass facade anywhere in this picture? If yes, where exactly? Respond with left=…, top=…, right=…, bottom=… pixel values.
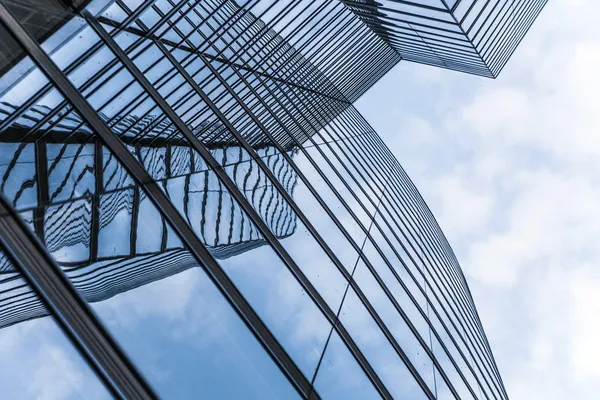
left=0, top=0, right=546, bottom=398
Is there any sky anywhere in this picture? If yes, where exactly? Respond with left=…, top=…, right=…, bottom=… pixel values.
left=0, top=0, right=596, bottom=399
left=356, top=0, right=600, bottom=398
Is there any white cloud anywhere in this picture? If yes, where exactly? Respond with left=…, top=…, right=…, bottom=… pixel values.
left=357, top=0, right=600, bottom=398
left=30, top=346, right=85, bottom=400
left=423, top=175, right=493, bottom=238
left=569, top=267, right=600, bottom=383
left=0, top=318, right=107, bottom=400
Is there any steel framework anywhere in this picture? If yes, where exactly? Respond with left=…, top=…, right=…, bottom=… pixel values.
left=0, top=0, right=546, bottom=399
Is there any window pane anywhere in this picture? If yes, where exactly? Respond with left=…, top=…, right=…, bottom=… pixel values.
left=312, top=330, right=379, bottom=400
left=0, top=246, right=111, bottom=400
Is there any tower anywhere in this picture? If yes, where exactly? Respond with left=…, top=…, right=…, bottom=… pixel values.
left=0, top=0, right=546, bottom=398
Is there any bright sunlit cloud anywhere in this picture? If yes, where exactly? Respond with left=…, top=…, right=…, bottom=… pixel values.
left=358, top=1, right=600, bottom=398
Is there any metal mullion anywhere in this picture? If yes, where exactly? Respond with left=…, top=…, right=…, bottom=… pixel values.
left=351, top=123, right=454, bottom=283
left=260, top=0, right=338, bottom=55
left=31, top=43, right=173, bottom=145
left=255, top=34, right=340, bottom=102
left=451, top=0, right=464, bottom=13
left=366, top=120, right=506, bottom=396
left=330, top=30, right=389, bottom=81
left=191, top=49, right=338, bottom=146
left=457, top=0, right=491, bottom=34
left=393, top=49, right=483, bottom=75
left=470, top=0, right=515, bottom=54
left=212, top=63, right=324, bottom=128
left=486, top=0, right=543, bottom=65
left=201, top=90, right=266, bottom=145
left=335, top=111, right=502, bottom=396
left=228, top=3, right=349, bottom=101
left=384, top=34, right=469, bottom=58
left=17, top=100, right=73, bottom=143
left=8, top=5, right=317, bottom=398
left=455, top=0, right=487, bottom=27
left=217, top=0, right=311, bottom=75
left=0, top=5, right=158, bottom=398
left=347, top=115, right=504, bottom=398
left=342, top=52, right=400, bottom=102
left=476, top=0, right=522, bottom=57
left=109, top=48, right=229, bottom=144
left=389, top=33, right=485, bottom=59
left=258, top=0, right=333, bottom=52
left=489, top=0, right=546, bottom=77
left=0, top=33, right=111, bottom=134
left=377, top=146, right=476, bottom=312
left=92, top=87, right=162, bottom=143
left=33, top=140, right=49, bottom=242
left=197, top=41, right=348, bottom=103
left=349, top=174, right=492, bottom=400
left=204, top=0, right=257, bottom=39
left=134, top=36, right=391, bottom=399
left=366, top=10, right=469, bottom=37
left=383, top=39, right=479, bottom=62
left=125, top=24, right=250, bottom=112
left=0, top=0, right=203, bottom=133
left=148, top=0, right=240, bottom=57
left=288, top=5, right=350, bottom=58
left=279, top=1, right=345, bottom=52
left=303, top=114, right=390, bottom=224
left=89, top=16, right=392, bottom=400
left=343, top=54, right=399, bottom=102
left=223, top=56, right=470, bottom=400
left=353, top=3, right=458, bottom=26
left=282, top=4, right=349, bottom=62
left=27, top=50, right=151, bottom=143
left=262, top=76, right=489, bottom=399
left=325, top=35, right=389, bottom=94
left=361, top=0, right=449, bottom=14
left=223, top=6, right=346, bottom=99
left=90, top=140, right=102, bottom=262
left=9, top=0, right=199, bottom=140
left=342, top=44, right=399, bottom=95
left=130, top=169, right=139, bottom=259
left=346, top=109, right=472, bottom=302
left=204, top=1, right=341, bottom=95
left=379, top=21, right=474, bottom=47
left=297, top=18, right=365, bottom=78
left=336, top=111, right=483, bottom=333
left=483, top=0, right=543, bottom=74
left=244, top=76, right=482, bottom=400
left=356, top=133, right=482, bottom=340
left=311, top=28, right=373, bottom=85
left=357, top=119, right=500, bottom=368
left=375, top=189, right=499, bottom=394
left=192, top=49, right=438, bottom=399
left=326, top=114, right=490, bottom=349
left=469, top=0, right=512, bottom=45
left=230, top=58, right=478, bottom=396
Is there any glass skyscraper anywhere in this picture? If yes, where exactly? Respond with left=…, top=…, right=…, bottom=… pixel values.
left=0, top=0, right=546, bottom=399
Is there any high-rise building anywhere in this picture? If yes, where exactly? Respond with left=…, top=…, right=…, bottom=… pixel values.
left=0, top=0, right=546, bottom=399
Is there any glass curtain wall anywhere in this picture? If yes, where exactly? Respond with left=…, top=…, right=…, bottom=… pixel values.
left=0, top=0, right=543, bottom=398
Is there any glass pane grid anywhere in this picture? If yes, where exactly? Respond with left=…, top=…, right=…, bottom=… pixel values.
left=0, top=0, right=546, bottom=398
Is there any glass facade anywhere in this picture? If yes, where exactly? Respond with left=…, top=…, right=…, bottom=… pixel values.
left=0, top=0, right=545, bottom=398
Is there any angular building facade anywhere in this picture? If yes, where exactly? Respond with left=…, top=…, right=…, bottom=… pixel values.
left=0, top=0, right=545, bottom=399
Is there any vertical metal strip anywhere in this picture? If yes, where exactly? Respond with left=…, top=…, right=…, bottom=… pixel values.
left=86, top=12, right=384, bottom=399
left=34, top=140, right=48, bottom=242
left=0, top=4, right=157, bottom=399
left=90, top=139, right=102, bottom=262
left=0, top=3, right=316, bottom=398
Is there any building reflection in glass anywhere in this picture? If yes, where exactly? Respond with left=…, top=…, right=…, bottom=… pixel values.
left=0, top=109, right=299, bottom=328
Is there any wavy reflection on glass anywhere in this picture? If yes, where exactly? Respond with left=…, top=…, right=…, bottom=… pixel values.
left=0, top=108, right=298, bottom=328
